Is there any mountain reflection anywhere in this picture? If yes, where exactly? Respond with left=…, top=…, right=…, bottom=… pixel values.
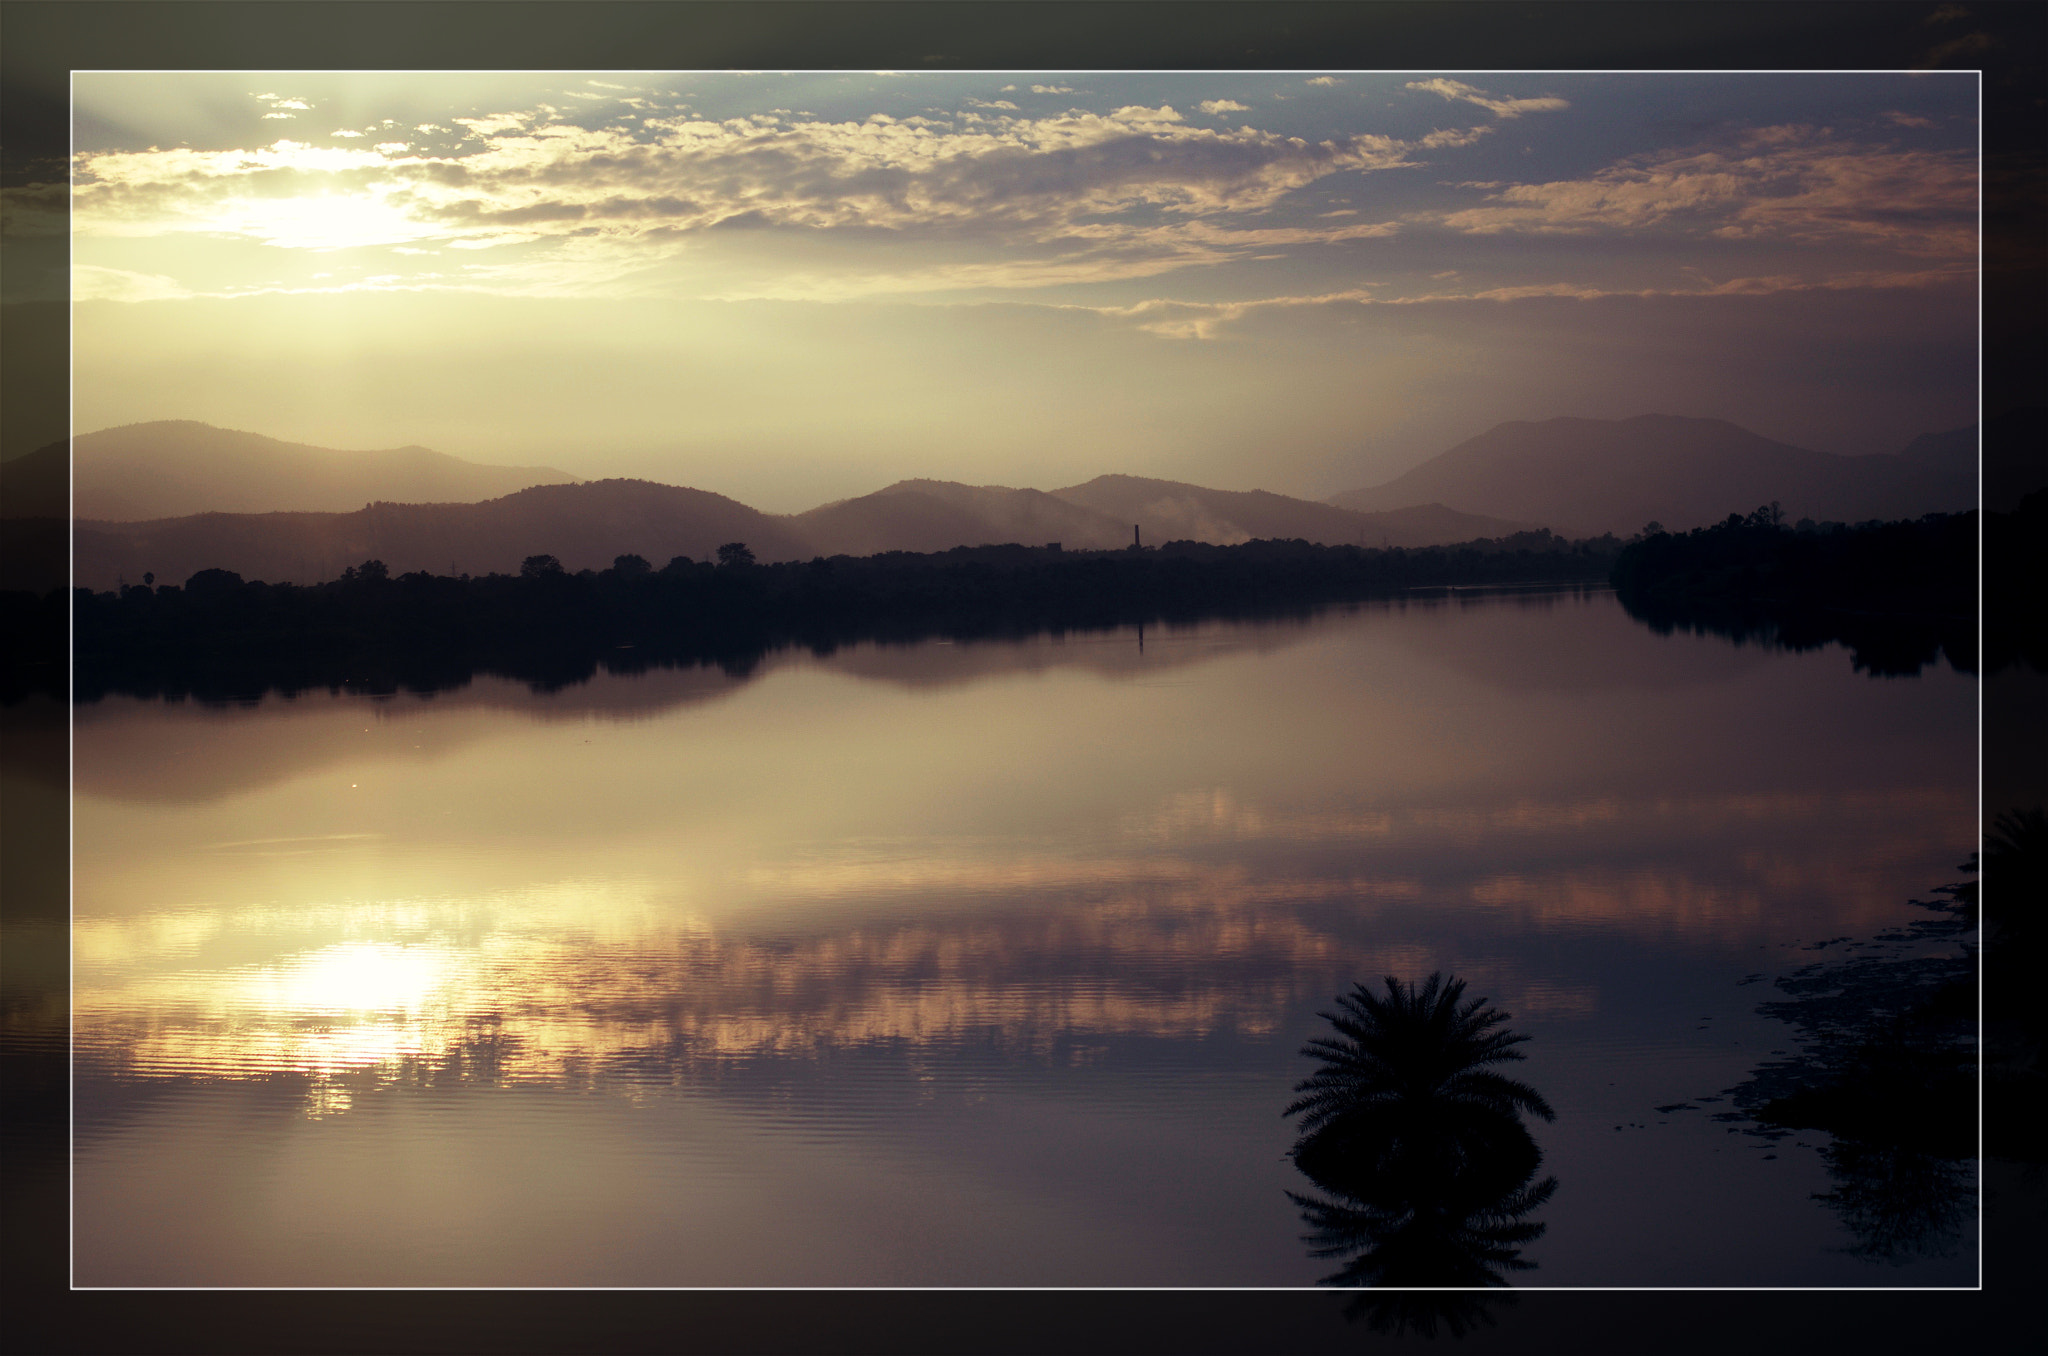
left=1285, top=974, right=1556, bottom=1328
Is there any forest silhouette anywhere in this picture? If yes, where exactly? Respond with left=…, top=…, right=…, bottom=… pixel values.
left=1609, top=501, right=1999, bottom=676
left=7, top=492, right=2020, bottom=704
left=54, top=533, right=1613, bottom=703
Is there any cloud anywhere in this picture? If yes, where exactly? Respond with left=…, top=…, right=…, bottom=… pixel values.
left=1197, top=100, right=1250, bottom=115
left=1030, top=85, right=1073, bottom=95
left=1070, top=262, right=1972, bottom=340
left=73, top=104, right=1433, bottom=296
left=1918, top=30, right=1993, bottom=65
left=72, top=264, right=192, bottom=302
left=1428, top=125, right=1976, bottom=257
left=254, top=94, right=311, bottom=121
left=1883, top=110, right=1938, bottom=128
left=0, top=180, right=70, bottom=236
left=1417, top=126, right=1494, bottom=149
left=1405, top=78, right=1569, bottom=120
left=1305, top=76, right=1341, bottom=87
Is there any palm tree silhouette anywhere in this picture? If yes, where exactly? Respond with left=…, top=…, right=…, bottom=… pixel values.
left=1286, top=973, right=1553, bottom=1189
left=1284, top=972, right=1558, bottom=1297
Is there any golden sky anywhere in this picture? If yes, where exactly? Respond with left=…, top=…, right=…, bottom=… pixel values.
left=60, top=71, right=1980, bottom=508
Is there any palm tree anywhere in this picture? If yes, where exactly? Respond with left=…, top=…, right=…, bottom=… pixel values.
left=1286, top=973, right=1553, bottom=1179
left=1284, top=972, right=1558, bottom=1289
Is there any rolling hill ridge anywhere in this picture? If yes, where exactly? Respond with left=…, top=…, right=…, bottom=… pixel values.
left=20, top=413, right=2001, bottom=593
left=1, top=421, right=579, bottom=521
left=1329, top=414, right=1977, bottom=538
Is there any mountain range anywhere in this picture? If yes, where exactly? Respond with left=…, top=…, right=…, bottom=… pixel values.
left=1328, top=413, right=1978, bottom=538
left=6, top=411, right=2015, bottom=593
left=25, top=422, right=1540, bottom=591
left=0, top=421, right=579, bottom=521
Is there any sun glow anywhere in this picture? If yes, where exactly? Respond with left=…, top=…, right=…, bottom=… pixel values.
left=206, top=190, right=442, bottom=252
left=245, top=940, right=456, bottom=1014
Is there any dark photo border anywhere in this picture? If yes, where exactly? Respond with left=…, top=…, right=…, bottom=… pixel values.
left=4, top=4, right=2041, bottom=1351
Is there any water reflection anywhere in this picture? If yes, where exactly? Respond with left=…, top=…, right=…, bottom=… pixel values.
left=68, top=595, right=1979, bottom=1285
left=1722, top=866, right=1978, bottom=1265
left=1285, top=974, right=1556, bottom=1321
left=1616, top=594, right=1974, bottom=678
left=1813, top=1140, right=1971, bottom=1264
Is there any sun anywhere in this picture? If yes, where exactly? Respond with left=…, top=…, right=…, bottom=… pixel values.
left=212, top=188, right=440, bottom=253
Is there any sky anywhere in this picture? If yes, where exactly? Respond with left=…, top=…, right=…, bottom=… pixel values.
left=63, top=70, right=1979, bottom=510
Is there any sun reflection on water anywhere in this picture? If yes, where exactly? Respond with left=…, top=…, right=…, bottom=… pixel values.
left=72, top=778, right=1971, bottom=1118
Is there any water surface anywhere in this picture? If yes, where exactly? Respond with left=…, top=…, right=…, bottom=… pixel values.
left=72, top=588, right=1978, bottom=1286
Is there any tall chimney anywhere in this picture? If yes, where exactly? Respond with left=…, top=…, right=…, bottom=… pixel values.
left=1133, top=523, right=1141, bottom=548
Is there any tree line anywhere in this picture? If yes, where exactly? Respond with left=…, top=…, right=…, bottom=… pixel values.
left=49, top=534, right=1615, bottom=703
left=1608, top=502, right=2000, bottom=677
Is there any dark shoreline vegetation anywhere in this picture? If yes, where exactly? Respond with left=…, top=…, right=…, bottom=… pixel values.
left=1703, top=810, right=2041, bottom=1265
left=1708, top=856, right=1987, bottom=1266
left=36, top=531, right=1619, bottom=704
left=1608, top=501, right=2008, bottom=677
left=4, top=493, right=2028, bottom=703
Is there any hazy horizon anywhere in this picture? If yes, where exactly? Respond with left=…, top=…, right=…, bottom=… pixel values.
left=67, top=71, right=1978, bottom=512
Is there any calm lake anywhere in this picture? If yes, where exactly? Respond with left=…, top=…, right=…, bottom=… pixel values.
left=71, top=586, right=1979, bottom=1287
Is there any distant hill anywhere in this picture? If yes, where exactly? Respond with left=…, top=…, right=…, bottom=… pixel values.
left=794, top=480, right=1135, bottom=556
left=72, top=479, right=810, bottom=591
left=1897, top=423, right=1975, bottom=475
left=2, top=421, right=579, bottom=521
left=68, top=470, right=1546, bottom=592
left=791, top=476, right=1534, bottom=558
left=1328, top=414, right=1977, bottom=537
left=1048, top=474, right=1536, bottom=548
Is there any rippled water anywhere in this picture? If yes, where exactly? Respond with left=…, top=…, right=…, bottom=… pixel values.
left=71, top=588, right=1978, bottom=1286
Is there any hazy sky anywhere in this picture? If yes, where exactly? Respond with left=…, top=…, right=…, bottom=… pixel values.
left=68, top=71, right=1978, bottom=509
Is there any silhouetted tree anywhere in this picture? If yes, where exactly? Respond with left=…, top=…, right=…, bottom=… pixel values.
left=520, top=554, right=565, bottom=578
left=1286, top=973, right=1554, bottom=1160
left=1285, top=973, right=1557, bottom=1295
left=184, top=567, right=243, bottom=596
left=716, top=542, right=756, bottom=568
left=611, top=553, right=652, bottom=577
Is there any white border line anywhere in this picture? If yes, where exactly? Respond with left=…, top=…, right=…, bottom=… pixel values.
left=64, top=65, right=1988, bottom=1296
left=67, top=63, right=79, bottom=1298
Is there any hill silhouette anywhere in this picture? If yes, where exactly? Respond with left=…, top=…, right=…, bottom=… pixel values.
left=795, top=480, right=1135, bottom=555
left=1, top=421, right=578, bottom=521
left=1048, top=474, right=1534, bottom=548
left=73, top=479, right=810, bottom=590
left=66, top=470, right=1543, bottom=591
left=1329, top=414, right=1976, bottom=538
left=35, top=412, right=2006, bottom=592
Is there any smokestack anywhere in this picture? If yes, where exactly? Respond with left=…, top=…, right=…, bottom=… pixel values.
left=1133, top=523, right=1141, bottom=548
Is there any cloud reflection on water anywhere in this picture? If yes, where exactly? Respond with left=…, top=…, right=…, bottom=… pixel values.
left=76, top=779, right=1966, bottom=1114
